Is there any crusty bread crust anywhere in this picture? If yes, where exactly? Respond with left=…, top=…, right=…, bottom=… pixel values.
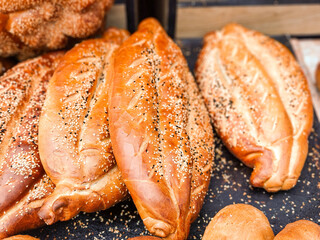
left=109, top=18, right=214, bottom=240
left=0, top=52, right=63, bottom=238
left=195, top=23, right=313, bottom=192
left=38, top=28, right=129, bottom=225
left=274, top=220, right=320, bottom=240
left=0, top=175, right=54, bottom=239
left=3, top=234, right=39, bottom=240
left=202, top=204, right=274, bottom=240
left=0, top=0, right=113, bottom=59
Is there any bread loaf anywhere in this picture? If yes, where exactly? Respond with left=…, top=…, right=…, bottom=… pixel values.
left=38, top=28, right=129, bottom=225
left=274, top=220, right=320, bottom=240
left=0, top=52, right=63, bottom=238
left=195, top=23, right=313, bottom=192
left=202, top=204, right=274, bottom=240
left=0, top=0, right=113, bottom=59
left=109, top=18, right=214, bottom=240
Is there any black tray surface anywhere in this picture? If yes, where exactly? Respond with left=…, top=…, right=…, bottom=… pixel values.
left=25, top=37, right=320, bottom=239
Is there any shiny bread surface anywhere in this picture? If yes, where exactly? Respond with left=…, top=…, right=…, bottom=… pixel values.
left=0, top=52, right=62, bottom=238
left=196, top=23, right=313, bottom=192
left=38, top=28, right=129, bottom=225
left=109, top=18, right=214, bottom=240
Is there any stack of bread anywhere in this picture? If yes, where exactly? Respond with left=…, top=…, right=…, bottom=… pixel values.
left=0, top=2, right=316, bottom=238
left=0, top=18, right=215, bottom=239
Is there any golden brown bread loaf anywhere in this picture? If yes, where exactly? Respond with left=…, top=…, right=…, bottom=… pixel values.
left=0, top=0, right=113, bottom=59
left=109, top=18, right=215, bottom=240
left=195, top=23, right=313, bottom=192
left=3, top=235, right=39, bottom=240
left=38, top=28, right=129, bottom=225
left=316, top=63, right=320, bottom=91
left=202, top=204, right=274, bottom=240
left=274, top=220, right=320, bottom=240
left=0, top=52, right=63, bottom=238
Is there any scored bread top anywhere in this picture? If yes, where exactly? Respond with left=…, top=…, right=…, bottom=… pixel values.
left=196, top=23, right=313, bottom=192
left=0, top=52, right=62, bottom=238
left=109, top=18, right=214, bottom=240
left=38, top=28, right=129, bottom=225
left=0, top=52, right=62, bottom=213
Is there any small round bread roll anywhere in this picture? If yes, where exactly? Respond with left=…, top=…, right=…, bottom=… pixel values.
left=128, top=237, right=161, bottom=240
left=3, top=235, right=39, bottom=240
left=274, top=220, right=320, bottom=240
left=202, top=204, right=274, bottom=240
left=316, top=63, right=320, bottom=91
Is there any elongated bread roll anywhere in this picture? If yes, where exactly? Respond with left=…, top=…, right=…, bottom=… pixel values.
left=196, top=23, right=313, bottom=192
left=0, top=52, right=62, bottom=238
left=0, top=175, right=54, bottom=239
left=274, top=220, right=320, bottom=240
left=38, top=28, right=129, bottom=225
left=202, top=204, right=274, bottom=240
left=0, top=0, right=113, bottom=59
left=109, top=18, right=214, bottom=240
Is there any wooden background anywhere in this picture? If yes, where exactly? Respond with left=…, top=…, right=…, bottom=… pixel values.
left=107, top=1, right=320, bottom=38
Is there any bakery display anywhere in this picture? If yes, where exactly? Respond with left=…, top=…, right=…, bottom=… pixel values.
left=316, top=63, right=320, bottom=91
left=0, top=0, right=318, bottom=237
left=202, top=204, right=274, bottom=240
left=196, top=23, right=313, bottom=192
left=0, top=52, right=63, bottom=238
left=109, top=18, right=214, bottom=240
left=274, top=220, right=320, bottom=239
left=0, top=0, right=113, bottom=59
left=38, top=28, right=129, bottom=225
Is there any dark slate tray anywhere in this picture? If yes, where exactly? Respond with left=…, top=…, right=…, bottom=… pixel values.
left=25, top=37, right=320, bottom=239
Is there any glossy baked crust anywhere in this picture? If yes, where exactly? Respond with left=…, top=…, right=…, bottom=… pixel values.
left=0, top=0, right=113, bottom=59
left=4, top=235, right=39, bottom=240
left=274, top=220, right=320, bottom=240
left=38, top=28, right=129, bottom=225
left=196, top=23, right=313, bottom=192
left=0, top=52, right=62, bottom=238
left=109, top=18, right=215, bottom=240
left=202, top=204, right=274, bottom=240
